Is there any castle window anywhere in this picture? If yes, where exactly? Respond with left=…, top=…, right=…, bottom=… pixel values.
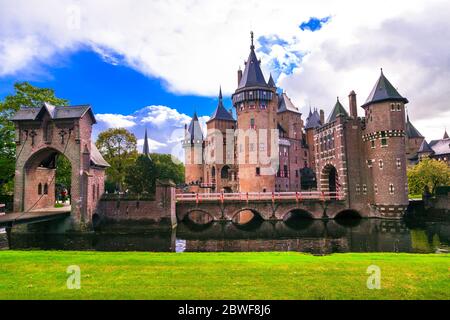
left=256, top=167, right=260, bottom=176
left=396, top=104, right=401, bottom=111
left=396, top=158, right=401, bottom=169
left=374, top=184, right=378, bottom=194
left=381, top=138, right=388, bottom=147
left=356, top=184, right=360, bottom=194
left=284, top=165, right=288, bottom=177
left=43, top=183, right=48, bottom=195
left=363, top=184, right=367, bottom=195
left=390, top=103, right=395, bottom=111
left=38, top=183, right=42, bottom=195
left=260, top=103, right=267, bottom=110
left=379, top=160, right=384, bottom=169
left=371, top=140, right=375, bottom=149
left=367, top=159, right=373, bottom=168
left=295, top=170, right=299, bottom=178
left=250, top=118, right=255, bottom=129
left=389, top=183, right=395, bottom=194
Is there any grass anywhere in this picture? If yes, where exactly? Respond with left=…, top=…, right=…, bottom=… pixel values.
left=0, top=251, right=449, bottom=300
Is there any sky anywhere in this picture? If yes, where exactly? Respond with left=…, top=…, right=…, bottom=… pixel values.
left=1, top=0, right=449, bottom=156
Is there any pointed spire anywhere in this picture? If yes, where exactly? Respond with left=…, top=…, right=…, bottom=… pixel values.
left=209, top=88, right=235, bottom=122
left=143, top=128, right=151, bottom=158
left=219, top=86, right=223, bottom=100
left=268, top=73, right=276, bottom=88
left=362, top=69, right=408, bottom=108
left=237, top=31, right=268, bottom=89
left=250, top=31, right=254, bottom=49
left=444, top=129, right=449, bottom=139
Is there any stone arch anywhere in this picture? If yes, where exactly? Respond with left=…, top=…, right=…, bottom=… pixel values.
left=333, top=209, right=362, bottom=220
left=282, top=208, right=314, bottom=221
left=183, top=209, right=214, bottom=224
left=231, top=208, right=264, bottom=225
left=22, top=147, right=76, bottom=212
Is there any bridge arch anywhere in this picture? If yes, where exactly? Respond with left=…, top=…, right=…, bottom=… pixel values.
left=181, top=209, right=214, bottom=224
left=333, top=209, right=362, bottom=220
left=231, top=208, right=264, bottom=225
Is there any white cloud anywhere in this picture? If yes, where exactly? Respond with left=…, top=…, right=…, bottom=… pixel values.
left=95, top=113, right=136, bottom=128
left=139, top=105, right=190, bottom=128
left=1, top=0, right=449, bottom=140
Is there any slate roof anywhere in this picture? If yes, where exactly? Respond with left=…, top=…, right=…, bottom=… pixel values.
left=278, top=93, right=300, bottom=113
left=11, top=102, right=96, bottom=123
left=327, top=98, right=349, bottom=123
left=405, top=115, right=424, bottom=138
left=238, top=33, right=268, bottom=89
left=305, top=108, right=322, bottom=129
left=187, top=112, right=204, bottom=142
left=90, top=142, right=110, bottom=168
left=208, top=88, right=235, bottom=122
left=429, top=138, right=450, bottom=156
left=268, top=74, right=276, bottom=88
left=362, top=70, right=408, bottom=108
left=418, top=140, right=433, bottom=153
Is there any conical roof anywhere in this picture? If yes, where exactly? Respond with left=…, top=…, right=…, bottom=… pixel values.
left=444, top=130, right=449, bottom=139
left=238, top=32, right=268, bottom=89
left=327, top=98, right=349, bottom=123
left=405, top=115, right=423, bottom=138
left=187, top=112, right=204, bottom=142
left=209, top=87, right=235, bottom=122
left=268, top=74, right=276, bottom=88
left=305, top=108, right=322, bottom=129
left=418, top=139, right=433, bottom=153
left=362, top=69, right=408, bottom=108
left=278, top=93, right=299, bottom=113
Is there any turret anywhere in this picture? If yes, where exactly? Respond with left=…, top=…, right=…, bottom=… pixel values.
left=362, top=69, right=409, bottom=217
left=182, top=112, right=204, bottom=186
left=231, top=31, right=278, bottom=192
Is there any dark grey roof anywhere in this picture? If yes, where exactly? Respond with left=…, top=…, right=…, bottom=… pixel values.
left=268, top=74, right=276, bottom=88
left=11, top=102, right=96, bottom=123
left=187, top=112, right=203, bottom=142
left=208, top=88, right=235, bottom=122
left=327, top=98, right=349, bottom=123
left=418, top=140, right=433, bottom=153
left=429, top=138, right=450, bottom=156
left=90, top=142, right=110, bottom=168
left=278, top=93, right=300, bottom=113
left=305, top=108, right=322, bottom=129
left=444, top=130, right=449, bottom=139
left=405, top=115, right=423, bottom=138
left=362, top=70, right=408, bottom=108
left=238, top=34, right=268, bottom=89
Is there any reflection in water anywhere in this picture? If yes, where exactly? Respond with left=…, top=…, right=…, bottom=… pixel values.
left=4, top=217, right=450, bottom=254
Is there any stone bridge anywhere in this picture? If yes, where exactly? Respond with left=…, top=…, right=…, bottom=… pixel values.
left=176, top=197, right=353, bottom=222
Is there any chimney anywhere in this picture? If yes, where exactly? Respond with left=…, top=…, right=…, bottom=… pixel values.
left=349, top=90, right=357, bottom=118
left=237, top=68, right=242, bottom=86
left=320, top=109, right=325, bottom=124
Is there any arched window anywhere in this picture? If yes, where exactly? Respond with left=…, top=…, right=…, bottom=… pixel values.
left=211, top=167, right=216, bottom=178
left=38, top=183, right=42, bottom=195
left=221, top=166, right=230, bottom=179
left=43, top=183, right=48, bottom=195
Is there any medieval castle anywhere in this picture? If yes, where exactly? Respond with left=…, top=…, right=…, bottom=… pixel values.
left=182, top=32, right=447, bottom=218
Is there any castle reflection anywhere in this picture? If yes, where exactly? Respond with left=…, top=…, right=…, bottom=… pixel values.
left=4, top=218, right=449, bottom=254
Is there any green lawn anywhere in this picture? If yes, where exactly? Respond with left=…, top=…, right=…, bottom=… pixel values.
left=0, top=251, right=449, bottom=300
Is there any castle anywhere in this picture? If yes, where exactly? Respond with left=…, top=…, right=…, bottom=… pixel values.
left=182, top=32, right=428, bottom=218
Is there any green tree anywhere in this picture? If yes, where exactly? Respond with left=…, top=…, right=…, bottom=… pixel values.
left=95, top=128, right=138, bottom=192
left=407, top=158, right=450, bottom=195
left=0, top=82, right=68, bottom=194
left=56, top=155, right=72, bottom=194
left=125, top=154, right=156, bottom=195
left=150, top=153, right=185, bottom=184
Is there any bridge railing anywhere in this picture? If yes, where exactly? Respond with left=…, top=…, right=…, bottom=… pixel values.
left=176, top=191, right=345, bottom=202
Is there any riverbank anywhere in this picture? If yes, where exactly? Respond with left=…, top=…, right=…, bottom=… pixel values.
left=0, top=251, right=448, bottom=300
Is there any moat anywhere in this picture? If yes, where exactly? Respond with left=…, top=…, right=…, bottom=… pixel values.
left=2, top=213, right=449, bottom=254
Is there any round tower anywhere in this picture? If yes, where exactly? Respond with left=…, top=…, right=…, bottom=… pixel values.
left=182, top=112, right=204, bottom=188
left=232, top=32, right=278, bottom=192
left=361, top=69, right=409, bottom=217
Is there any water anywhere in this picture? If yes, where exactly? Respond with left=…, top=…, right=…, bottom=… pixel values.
left=2, top=217, right=449, bottom=254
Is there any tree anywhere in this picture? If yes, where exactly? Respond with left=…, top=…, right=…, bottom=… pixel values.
left=95, top=128, right=138, bottom=191
left=125, top=154, right=156, bottom=195
left=407, top=158, right=450, bottom=195
left=56, top=155, right=72, bottom=193
left=150, top=153, right=185, bottom=184
left=0, top=82, right=69, bottom=194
